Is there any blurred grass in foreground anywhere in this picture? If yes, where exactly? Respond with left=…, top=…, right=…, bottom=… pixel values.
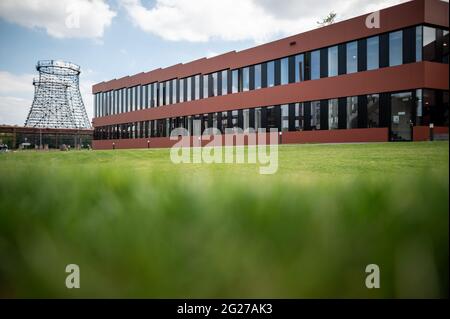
left=0, top=142, right=448, bottom=298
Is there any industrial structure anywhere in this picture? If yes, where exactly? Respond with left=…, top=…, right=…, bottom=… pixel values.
left=92, top=0, right=449, bottom=150
left=0, top=60, right=93, bottom=150
left=25, top=60, right=91, bottom=129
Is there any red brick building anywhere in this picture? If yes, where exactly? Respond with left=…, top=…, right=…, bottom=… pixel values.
left=92, top=0, right=448, bottom=149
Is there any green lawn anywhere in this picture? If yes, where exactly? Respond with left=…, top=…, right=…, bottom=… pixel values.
left=0, top=142, right=448, bottom=298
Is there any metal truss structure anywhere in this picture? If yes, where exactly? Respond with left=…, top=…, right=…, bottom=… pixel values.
left=25, top=60, right=91, bottom=129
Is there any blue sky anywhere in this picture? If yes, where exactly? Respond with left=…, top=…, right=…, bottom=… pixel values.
left=0, top=0, right=406, bottom=125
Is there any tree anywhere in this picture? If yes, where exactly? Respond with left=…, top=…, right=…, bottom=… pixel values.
left=317, top=12, right=337, bottom=27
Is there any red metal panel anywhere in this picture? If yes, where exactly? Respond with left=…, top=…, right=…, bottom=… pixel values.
left=92, top=0, right=449, bottom=93
left=92, top=128, right=389, bottom=150
left=413, top=126, right=449, bottom=141
left=281, top=128, right=389, bottom=144
left=92, top=62, right=449, bottom=127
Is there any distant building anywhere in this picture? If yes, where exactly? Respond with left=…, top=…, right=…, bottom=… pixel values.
left=92, top=0, right=448, bottom=150
left=0, top=125, right=92, bottom=150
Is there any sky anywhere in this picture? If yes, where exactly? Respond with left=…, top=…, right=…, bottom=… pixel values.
left=0, top=0, right=410, bottom=126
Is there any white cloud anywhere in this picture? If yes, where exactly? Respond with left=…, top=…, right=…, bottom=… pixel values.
left=120, top=0, right=407, bottom=43
left=0, top=0, right=116, bottom=39
left=0, top=71, right=34, bottom=126
left=0, top=96, right=32, bottom=126
left=0, top=71, right=34, bottom=95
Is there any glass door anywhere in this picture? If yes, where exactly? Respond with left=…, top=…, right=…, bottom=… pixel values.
left=391, top=92, right=413, bottom=141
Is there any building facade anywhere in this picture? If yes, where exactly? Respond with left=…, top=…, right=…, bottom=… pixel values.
left=92, top=0, right=449, bottom=149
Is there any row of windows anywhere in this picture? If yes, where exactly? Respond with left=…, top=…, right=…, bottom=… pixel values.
left=94, top=25, right=449, bottom=117
left=94, top=89, right=449, bottom=141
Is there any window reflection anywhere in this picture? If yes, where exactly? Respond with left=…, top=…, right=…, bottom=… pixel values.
left=267, top=61, right=275, bottom=87
left=367, top=36, right=379, bottom=70
left=255, top=64, right=262, bottom=89
left=328, top=99, right=339, bottom=130
left=212, top=72, right=218, bottom=96
left=281, top=58, right=289, bottom=85
left=389, top=30, right=403, bottom=66
left=179, top=79, right=184, bottom=103
left=281, top=104, right=289, bottom=131
left=367, top=94, right=379, bottom=128
left=295, top=54, right=304, bottom=82
left=232, top=70, right=239, bottom=93
left=203, top=74, right=209, bottom=98
left=346, top=41, right=358, bottom=73
left=311, top=101, right=321, bottom=129
left=242, top=67, right=249, bottom=91
left=328, top=46, right=338, bottom=77
left=221, top=70, right=228, bottom=95
left=194, top=75, right=200, bottom=100
left=186, top=77, right=191, bottom=102
left=311, top=50, right=320, bottom=80
left=346, top=96, right=358, bottom=129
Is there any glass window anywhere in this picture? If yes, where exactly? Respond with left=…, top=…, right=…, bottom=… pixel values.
left=328, top=46, right=338, bottom=77
left=129, top=88, right=133, bottom=112
left=179, top=79, right=184, bottom=103
left=389, top=30, right=403, bottom=66
left=172, top=79, right=177, bottom=103
left=158, top=83, right=163, bottom=106
left=231, top=70, right=239, bottom=93
left=243, top=109, right=250, bottom=130
left=254, top=64, right=261, bottom=89
left=231, top=110, right=239, bottom=128
left=416, top=26, right=422, bottom=62
left=367, top=94, right=380, bottom=128
left=281, top=104, right=289, bottom=131
left=423, top=26, right=436, bottom=62
left=329, top=99, right=339, bottom=130
left=137, top=86, right=141, bottom=109
left=442, top=30, right=449, bottom=64
left=186, top=77, right=192, bottom=101
left=267, top=61, right=275, bottom=87
left=212, top=72, right=218, bottom=96
left=203, top=114, right=209, bottom=130
left=346, top=96, right=358, bottom=129
left=148, top=84, right=154, bottom=107
left=346, top=41, right=358, bottom=73
left=221, top=71, right=227, bottom=96
left=294, top=103, right=303, bottom=130
left=194, top=75, right=200, bottom=100
left=255, top=108, right=262, bottom=130
left=311, top=50, right=320, bottom=80
left=212, top=113, right=218, bottom=129
left=128, top=87, right=132, bottom=112
left=266, top=106, right=278, bottom=129
left=311, top=101, right=321, bottom=129
left=117, top=89, right=121, bottom=113
left=242, top=67, right=249, bottom=91
left=295, top=54, right=304, bottom=82
left=165, top=81, right=170, bottom=105
left=367, top=36, right=379, bottom=70
left=221, top=111, right=228, bottom=131
left=281, top=58, right=289, bottom=85
left=203, top=75, right=209, bottom=98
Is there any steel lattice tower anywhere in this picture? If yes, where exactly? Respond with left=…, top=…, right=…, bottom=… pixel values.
left=25, top=60, right=91, bottom=129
